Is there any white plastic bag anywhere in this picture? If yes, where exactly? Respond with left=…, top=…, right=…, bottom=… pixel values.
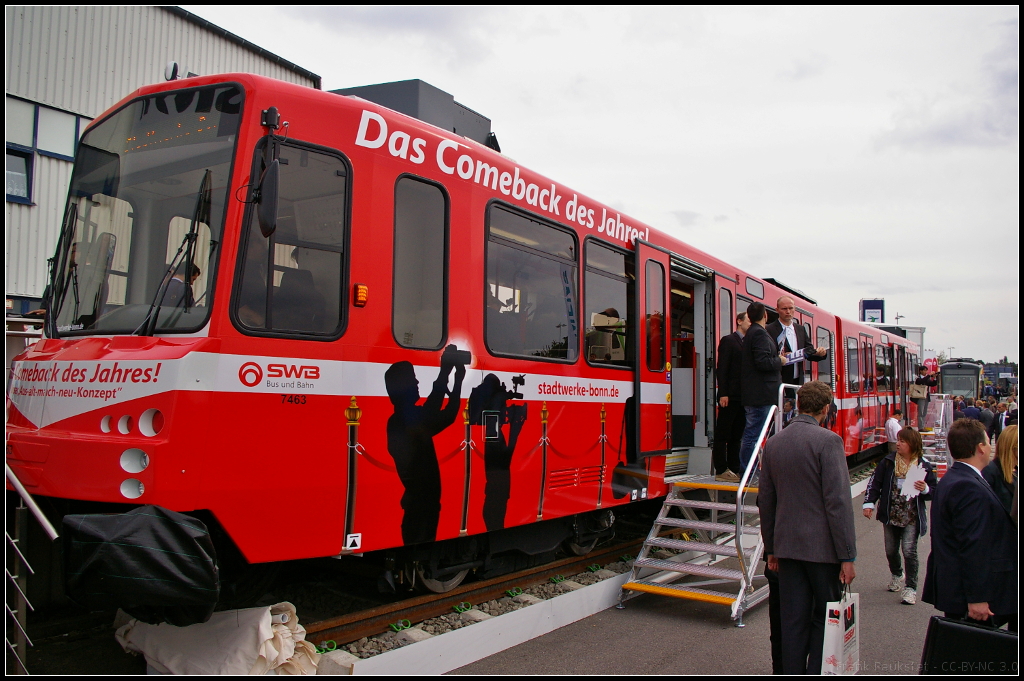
left=821, top=587, right=859, bottom=675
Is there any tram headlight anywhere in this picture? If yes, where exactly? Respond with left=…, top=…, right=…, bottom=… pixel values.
left=120, top=448, right=150, bottom=474
left=120, top=478, right=145, bottom=499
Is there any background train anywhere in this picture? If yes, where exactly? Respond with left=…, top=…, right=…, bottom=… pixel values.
left=6, top=73, right=919, bottom=612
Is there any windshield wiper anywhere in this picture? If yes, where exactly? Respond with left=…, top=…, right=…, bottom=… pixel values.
left=137, top=170, right=212, bottom=336
left=46, top=202, right=79, bottom=339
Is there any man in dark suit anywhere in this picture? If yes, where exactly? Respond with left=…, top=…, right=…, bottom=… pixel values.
left=712, top=311, right=751, bottom=482
left=738, top=301, right=786, bottom=473
left=922, top=418, right=1017, bottom=630
left=759, top=381, right=858, bottom=674
left=765, top=296, right=828, bottom=385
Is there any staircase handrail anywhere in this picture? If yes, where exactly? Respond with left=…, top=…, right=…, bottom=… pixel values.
left=6, top=464, right=59, bottom=540
left=734, top=404, right=776, bottom=588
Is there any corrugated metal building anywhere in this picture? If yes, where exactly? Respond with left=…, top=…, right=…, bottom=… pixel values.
left=5, top=5, right=320, bottom=312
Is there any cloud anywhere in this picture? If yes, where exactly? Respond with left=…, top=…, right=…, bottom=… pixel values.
left=713, top=214, right=728, bottom=222
left=672, top=210, right=701, bottom=227
left=875, top=19, right=1018, bottom=151
left=777, top=53, right=828, bottom=81
left=289, top=6, right=502, bottom=64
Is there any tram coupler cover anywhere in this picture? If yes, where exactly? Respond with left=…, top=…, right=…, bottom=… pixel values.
left=63, top=505, right=219, bottom=626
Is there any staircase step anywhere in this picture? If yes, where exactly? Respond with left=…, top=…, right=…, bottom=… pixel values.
left=673, top=474, right=758, bottom=493
left=658, top=517, right=760, bottom=535
left=634, top=557, right=745, bottom=581
left=646, top=536, right=742, bottom=557
left=665, top=499, right=759, bottom=514
left=622, top=580, right=737, bottom=605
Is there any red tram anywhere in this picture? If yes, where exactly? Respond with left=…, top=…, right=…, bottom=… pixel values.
left=6, top=74, right=919, bottom=599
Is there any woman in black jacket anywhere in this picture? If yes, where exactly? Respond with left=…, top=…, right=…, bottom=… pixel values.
left=862, top=427, right=938, bottom=605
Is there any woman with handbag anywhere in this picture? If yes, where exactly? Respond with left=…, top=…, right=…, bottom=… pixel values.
left=862, top=427, right=938, bottom=605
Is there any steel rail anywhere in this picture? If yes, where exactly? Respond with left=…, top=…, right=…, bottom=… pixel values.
left=304, top=538, right=645, bottom=645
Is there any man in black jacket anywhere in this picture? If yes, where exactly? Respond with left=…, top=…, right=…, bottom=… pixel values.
left=922, top=418, right=1017, bottom=629
left=765, top=296, right=828, bottom=385
left=713, top=311, right=751, bottom=482
left=739, top=301, right=786, bottom=473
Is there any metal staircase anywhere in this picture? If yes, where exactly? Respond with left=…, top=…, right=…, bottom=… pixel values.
left=618, top=405, right=778, bottom=626
left=6, top=464, right=60, bottom=674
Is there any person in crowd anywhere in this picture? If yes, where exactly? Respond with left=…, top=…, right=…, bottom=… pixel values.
left=713, top=311, right=751, bottom=482
left=979, top=401, right=995, bottom=439
left=962, top=398, right=980, bottom=421
left=163, top=262, right=201, bottom=309
left=863, top=427, right=937, bottom=605
left=982, top=425, right=1018, bottom=515
left=782, top=399, right=797, bottom=427
left=1006, top=400, right=1018, bottom=427
left=992, top=403, right=1008, bottom=440
left=913, top=366, right=939, bottom=429
left=953, top=401, right=966, bottom=421
left=738, top=302, right=785, bottom=473
left=922, top=419, right=1017, bottom=631
left=759, top=381, right=857, bottom=674
left=765, top=296, right=827, bottom=386
left=956, top=396, right=967, bottom=411
left=885, top=410, right=903, bottom=455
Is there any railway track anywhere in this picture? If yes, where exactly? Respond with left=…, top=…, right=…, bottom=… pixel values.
left=303, top=537, right=645, bottom=646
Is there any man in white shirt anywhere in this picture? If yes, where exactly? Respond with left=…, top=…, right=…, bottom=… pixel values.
left=885, top=409, right=903, bottom=454
left=765, top=296, right=828, bottom=385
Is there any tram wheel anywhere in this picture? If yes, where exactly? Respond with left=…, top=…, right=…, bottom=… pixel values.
left=563, top=536, right=599, bottom=556
left=415, top=564, right=469, bottom=593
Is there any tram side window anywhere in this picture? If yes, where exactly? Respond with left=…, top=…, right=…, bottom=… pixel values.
left=875, top=345, right=890, bottom=390
left=393, top=177, right=447, bottom=349
left=236, top=144, right=347, bottom=335
left=584, top=240, right=633, bottom=367
left=719, top=287, right=733, bottom=337
left=817, top=327, right=835, bottom=389
left=486, top=205, right=578, bottom=361
left=646, top=260, right=666, bottom=372
left=846, top=337, right=860, bottom=392
left=862, top=340, right=874, bottom=392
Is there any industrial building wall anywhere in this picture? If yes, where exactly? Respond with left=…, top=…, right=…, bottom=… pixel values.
left=5, top=5, right=318, bottom=303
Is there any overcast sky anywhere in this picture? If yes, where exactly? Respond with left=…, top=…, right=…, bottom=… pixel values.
left=184, top=5, right=1019, bottom=363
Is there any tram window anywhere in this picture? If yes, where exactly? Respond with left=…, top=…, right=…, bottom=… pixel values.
left=486, top=205, right=578, bottom=361
left=862, top=340, right=874, bottom=392
left=393, top=177, right=447, bottom=349
left=584, top=240, right=633, bottom=367
left=745, top=277, right=764, bottom=299
left=646, top=260, right=666, bottom=372
left=846, top=337, right=860, bottom=392
left=719, top=288, right=733, bottom=337
left=817, top=327, right=835, bottom=389
left=875, top=345, right=890, bottom=390
left=236, top=142, right=347, bottom=336
left=802, top=322, right=813, bottom=376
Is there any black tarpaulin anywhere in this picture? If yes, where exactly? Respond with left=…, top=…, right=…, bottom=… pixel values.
left=63, top=505, right=219, bottom=626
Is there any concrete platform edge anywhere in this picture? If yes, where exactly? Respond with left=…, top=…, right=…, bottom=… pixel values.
left=349, top=573, right=631, bottom=675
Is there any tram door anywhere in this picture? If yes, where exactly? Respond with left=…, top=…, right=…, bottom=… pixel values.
left=634, top=240, right=673, bottom=458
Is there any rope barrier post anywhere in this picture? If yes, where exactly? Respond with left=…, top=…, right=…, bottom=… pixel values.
left=460, top=405, right=472, bottom=537
left=342, top=396, right=361, bottom=554
left=537, top=402, right=549, bottom=520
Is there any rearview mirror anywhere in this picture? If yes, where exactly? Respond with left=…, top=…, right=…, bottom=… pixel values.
left=257, top=159, right=279, bottom=238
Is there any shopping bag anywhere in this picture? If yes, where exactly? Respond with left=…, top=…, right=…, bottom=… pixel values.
left=821, top=586, right=859, bottom=675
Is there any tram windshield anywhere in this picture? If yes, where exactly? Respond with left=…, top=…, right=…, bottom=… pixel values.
left=50, top=84, right=242, bottom=335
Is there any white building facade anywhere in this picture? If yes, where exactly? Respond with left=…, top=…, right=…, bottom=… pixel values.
left=5, top=6, right=320, bottom=313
